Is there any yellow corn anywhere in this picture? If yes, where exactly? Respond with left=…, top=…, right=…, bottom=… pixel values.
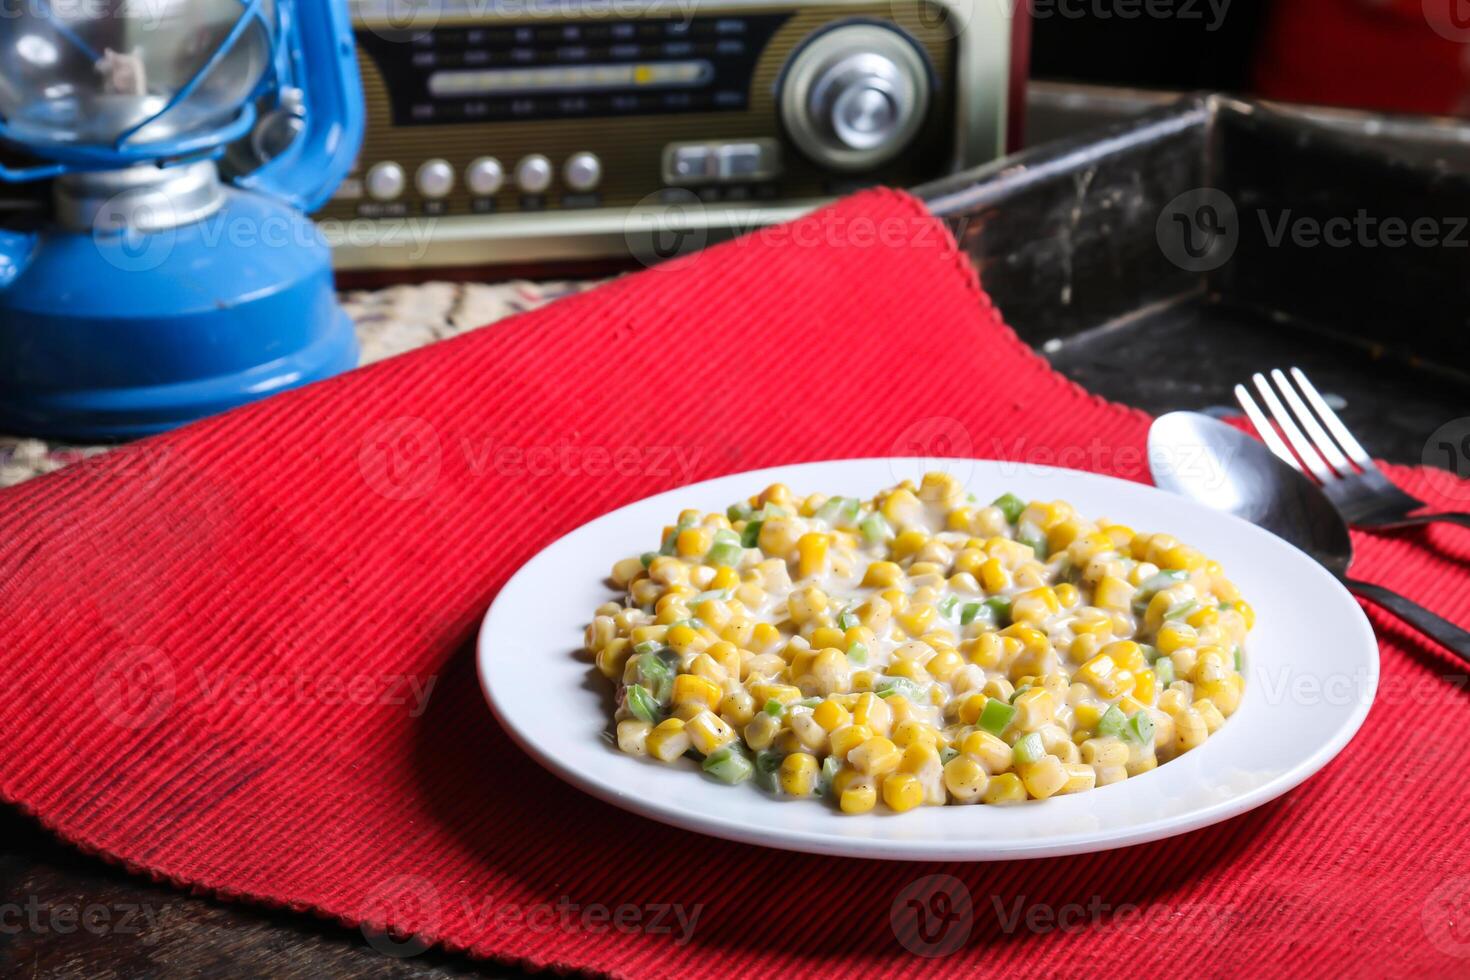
left=796, top=532, right=830, bottom=579
left=982, top=772, right=1027, bottom=804
left=829, top=723, right=873, bottom=760
left=686, top=710, right=735, bottom=755
left=849, top=736, right=901, bottom=776
left=812, top=699, right=852, bottom=732
left=617, top=719, right=652, bottom=755
left=959, top=730, right=1013, bottom=772
left=882, top=772, right=925, bottom=812
left=1076, top=652, right=1134, bottom=699
left=839, top=778, right=878, bottom=814
left=673, top=673, right=722, bottom=710
left=943, top=755, right=987, bottom=802
left=1093, top=575, right=1135, bottom=612
left=1018, top=755, right=1068, bottom=799
left=647, top=718, right=691, bottom=762
left=779, top=752, right=819, bottom=795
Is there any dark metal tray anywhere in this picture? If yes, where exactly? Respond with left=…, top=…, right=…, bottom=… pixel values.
left=916, top=95, right=1470, bottom=468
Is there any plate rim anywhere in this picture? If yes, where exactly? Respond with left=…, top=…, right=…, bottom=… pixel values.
left=478, top=456, right=1379, bottom=860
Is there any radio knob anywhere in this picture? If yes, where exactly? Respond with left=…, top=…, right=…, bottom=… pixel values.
left=466, top=156, right=505, bottom=196
left=778, top=25, right=931, bottom=172
left=563, top=152, right=602, bottom=192
left=365, top=161, right=406, bottom=201
left=515, top=154, right=554, bottom=194
left=415, top=159, right=455, bottom=199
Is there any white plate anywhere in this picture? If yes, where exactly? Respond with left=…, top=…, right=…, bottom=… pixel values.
left=478, top=458, right=1377, bottom=861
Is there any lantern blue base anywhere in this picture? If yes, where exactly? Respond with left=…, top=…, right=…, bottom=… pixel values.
left=0, top=188, right=357, bottom=441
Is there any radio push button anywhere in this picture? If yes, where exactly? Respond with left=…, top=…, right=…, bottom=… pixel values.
left=669, top=145, right=712, bottom=181
left=415, top=159, right=455, bottom=199
left=563, top=152, right=602, bottom=192
left=466, top=156, right=505, bottom=196
left=716, top=143, right=763, bottom=179
left=514, top=154, right=554, bottom=194
left=365, top=162, right=406, bottom=201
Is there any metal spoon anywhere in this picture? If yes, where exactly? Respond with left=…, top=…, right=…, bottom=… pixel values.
left=1148, top=410, right=1470, bottom=663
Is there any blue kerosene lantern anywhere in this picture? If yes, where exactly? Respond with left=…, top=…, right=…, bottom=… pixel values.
left=0, top=0, right=364, bottom=439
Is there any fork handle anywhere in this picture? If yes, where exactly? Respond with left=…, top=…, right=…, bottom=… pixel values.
left=1343, top=576, right=1470, bottom=663
left=1359, top=512, right=1470, bottom=531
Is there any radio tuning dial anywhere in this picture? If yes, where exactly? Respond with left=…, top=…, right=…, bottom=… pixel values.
left=778, top=25, right=931, bottom=172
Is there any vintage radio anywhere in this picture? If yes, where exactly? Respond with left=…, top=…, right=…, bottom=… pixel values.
left=329, top=0, right=1027, bottom=269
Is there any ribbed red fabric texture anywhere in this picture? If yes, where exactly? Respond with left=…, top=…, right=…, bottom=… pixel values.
left=2, top=188, right=1468, bottom=978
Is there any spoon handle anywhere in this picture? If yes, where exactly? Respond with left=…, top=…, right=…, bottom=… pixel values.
left=1359, top=512, right=1470, bottom=531
left=1343, top=577, right=1470, bottom=663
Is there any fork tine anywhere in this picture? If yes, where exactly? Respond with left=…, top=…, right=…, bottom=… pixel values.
left=1251, top=372, right=1335, bottom=483
left=1270, top=369, right=1355, bottom=478
left=1289, top=367, right=1376, bottom=471
left=1234, top=384, right=1303, bottom=472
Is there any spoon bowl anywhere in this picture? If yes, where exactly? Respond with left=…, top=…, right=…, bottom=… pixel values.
left=1148, top=412, right=1354, bottom=575
left=1149, top=410, right=1470, bottom=662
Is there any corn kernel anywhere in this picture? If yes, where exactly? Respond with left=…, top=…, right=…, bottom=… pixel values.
left=839, top=779, right=878, bottom=814
left=1081, top=736, right=1129, bottom=766
left=939, top=755, right=985, bottom=802
left=780, top=752, right=819, bottom=796
left=676, top=527, right=711, bottom=558
left=829, top=723, right=873, bottom=760
left=673, top=673, right=721, bottom=710
left=983, top=772, right=1027, bottom=804
left=978, top=557, right=1009, bottom=593
left=959, top=730, right=1013, bottom=772
left=1012, top=687, right=1056, bottom=730
left=743, top=713, right=779, bottom=751
left=849, top=736, right=901, bottom=776
left=617, top=719, right=652, bottom=755
left=893, top=719, right=939, bottom=748
left=812, top=699, right=852, bottom=731
left=1059, top=762, right=1097, bottom=794
left=883, top=772, right=925, bottom=812
left=851, top=692, right=893, bottom=736
left=686, top=710, right=735, bottom=755
left=899, top=741, right=941, bottom=775
left=647, top=718, right=691, bottom=761
left=1133, top=668, right=1157, bottom=704
left=1018, top=755, right=1068, bottom=799
left=1076, top=652, right=1134, bottom=699
left=1093, top=575, right=1135, bottom=612
left=796, top=532, right=830, bottom=579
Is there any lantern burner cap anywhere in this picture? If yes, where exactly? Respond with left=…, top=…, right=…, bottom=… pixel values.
left=54, top=160, right=225, bottom=234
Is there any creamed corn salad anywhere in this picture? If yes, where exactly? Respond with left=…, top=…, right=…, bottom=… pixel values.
left=585, top=472, right=1251, bottom=813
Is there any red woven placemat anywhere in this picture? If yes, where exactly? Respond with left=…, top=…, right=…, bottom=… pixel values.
left=2, top=188, right=1468, bottom=978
